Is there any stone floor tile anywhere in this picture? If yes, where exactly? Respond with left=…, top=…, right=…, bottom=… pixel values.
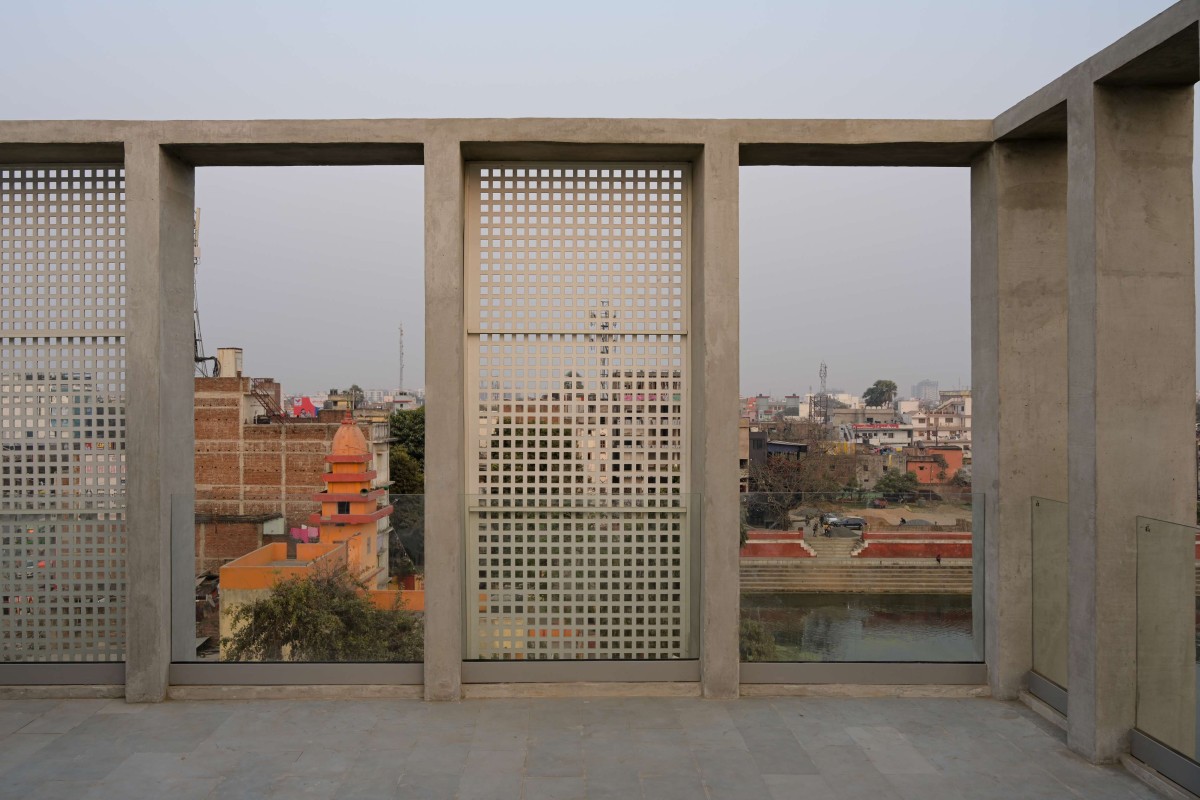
left=19, top=699, right=108, bottom=735
left=82, top=776, right=219, bottom=800
left=332, top=751, right=408, bottom=799
left=0, top=711, right=40, bottom=736
left=93, top=700, right=148, bottom=715
left=459, top=766, right=522, bottom=800
left=845, top=725, right=937, bottom=775
left=18, top=780, right=96, bottom=800
left=0, top=699, right=61, bottom=716
left=524, top=776, right=587, bottom=800
left=0, top=733, right=61, bottom=776
left=394, top=770, right=460, bottom=800
left=639, top=773, right=706, bottom=800
left=763, top=773, right=837, bottom=800
left=526, top=734, right=583, bottom=777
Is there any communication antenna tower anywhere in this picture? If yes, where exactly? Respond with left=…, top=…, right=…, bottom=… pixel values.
left=192, top=209, right=219, bottom=376
left=819, top=361, right=829, bottom=424
left=398, top=324, right=405, bottom=394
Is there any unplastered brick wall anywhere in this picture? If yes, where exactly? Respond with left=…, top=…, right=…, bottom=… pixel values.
left=194, top=401, right=382, bottom=541
left=195, top=520, right=263, bottom=575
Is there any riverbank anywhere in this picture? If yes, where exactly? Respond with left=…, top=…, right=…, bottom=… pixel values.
left=741, top=558, right=973, bottom=594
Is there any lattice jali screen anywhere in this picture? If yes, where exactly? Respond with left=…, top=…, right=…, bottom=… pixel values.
left=465, top=163, right=693, bottom=660
left=0, top=166, right=127, bottom=662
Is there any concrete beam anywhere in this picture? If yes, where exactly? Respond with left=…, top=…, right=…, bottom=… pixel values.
left=1066, top=84, right=1195, bottom=762
left=971, top=140, right=1069, bottom=700
left=422, top=137, right=465, bottom=701
left=0, top=119, right=992, bottom=160
left=124, top=140, right=196, bottom=701
left=739, top=142, right=989, bottom=167
left=994, top=0, right=1199, bottom=139
left=694, top=138, right=740, bottom=699
left=164, top=142, right=423, bottom=167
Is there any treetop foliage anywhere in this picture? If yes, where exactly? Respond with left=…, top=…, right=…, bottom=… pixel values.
left=221, top=565, right=423, bottom=663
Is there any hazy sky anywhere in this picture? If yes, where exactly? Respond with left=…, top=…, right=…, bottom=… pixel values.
left=0, top=0, right=1184, bottom=396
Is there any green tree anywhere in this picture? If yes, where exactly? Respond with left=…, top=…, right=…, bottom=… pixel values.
left=221, top=565, right=423, bottom=662
left=390, top=445, right=424, bottom=494
left=389, top=406, right=425, bottom=470
left=389, top=494, right=424, bottom=578
left=739, top=618, right=779, bottom=662
left=862, top=379, right=898, bottom=407
left=347, top=384, right=365, bottom=409
left=875, top=470, right=921, bottom=498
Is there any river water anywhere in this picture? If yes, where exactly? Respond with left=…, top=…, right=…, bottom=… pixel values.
left=741, top=592, right=979, bottom=662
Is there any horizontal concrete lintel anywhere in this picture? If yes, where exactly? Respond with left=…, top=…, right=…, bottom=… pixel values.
left=461, top=660, right=700, bottom=683
left=0, top=663, right=125, bottom=685
left=164, top=141, right=423, bottom=167
left=739, top=141, right=990, bottom=167
left=0, top=119, right=996, bottom=164
left=169, top=662, right=423, bottom=685
left=0, top=143, right=125, bottom=164
left=461, top=142, right=704, bottom=162
left=740, top=662, right=987, bottom=685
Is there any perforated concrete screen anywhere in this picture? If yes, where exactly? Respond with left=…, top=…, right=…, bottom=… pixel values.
left=0, top=166, right=127, bottom=662
left=465, top=163, right=693, bottom=660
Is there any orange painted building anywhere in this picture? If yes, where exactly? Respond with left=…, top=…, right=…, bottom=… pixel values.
left=904, top=446, right=965, bottom=485
left=218, top=416, right=423, bottom=657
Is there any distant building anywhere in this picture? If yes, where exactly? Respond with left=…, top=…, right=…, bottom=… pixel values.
left=843, top=422, right=916, bottom=449
left=910, top=390, right=972, bottom=451
left=194, top=350, right=392, bottom=539
left=912, top=379, right=940, bottom=404
left=738, top=419, right=768, bottom=491
left=767, top=440, right=809, bottom=458
left=905, top=445, right=967, bottom=485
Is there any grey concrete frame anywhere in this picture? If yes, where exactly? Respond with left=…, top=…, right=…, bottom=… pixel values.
left=0, top=1, right=1194, bottom=765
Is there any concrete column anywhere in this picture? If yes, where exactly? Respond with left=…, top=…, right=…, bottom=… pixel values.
left=423, top=137, right=465, bottom=700
left=695, top=137, right=740, bottom=698
left=125, top=139, right=196, bottom=701
left=971, top=140, right=1069, bottom=699
left=1066, top=84, right=1195, bottom=762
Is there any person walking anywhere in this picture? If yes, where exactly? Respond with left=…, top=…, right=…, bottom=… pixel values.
left=935, top=553, right=942, bottom=565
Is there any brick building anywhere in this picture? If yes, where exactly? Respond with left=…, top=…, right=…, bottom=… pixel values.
left=193, top=354, right=392, bottom=576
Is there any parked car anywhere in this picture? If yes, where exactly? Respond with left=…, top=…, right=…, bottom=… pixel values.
left=840, top=516, right=867, bottom=532
left=869, top=498, right=888, bottom=509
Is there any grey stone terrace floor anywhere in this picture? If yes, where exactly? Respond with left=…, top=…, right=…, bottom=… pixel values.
left=0, top=695, right=1169, bottom=800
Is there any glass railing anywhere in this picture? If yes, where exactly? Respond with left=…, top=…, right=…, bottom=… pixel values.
left=463, top=493, right=699, bottom=661
left=0, top=509, right=127, bottom=663
left=173, top=493, right=424, bottom=663
left=1031, top=497, right=1068, bottom=691
left=1135, top=515, right=1197, bottom=760
left=739, top=491, right=982, bottom=662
